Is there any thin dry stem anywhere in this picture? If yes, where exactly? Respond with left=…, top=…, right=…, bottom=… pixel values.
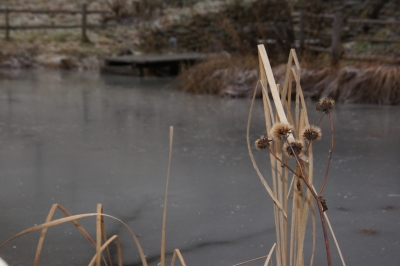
left=267, top=138, right=332, bottom=266
left=319, top=114, right=334, bottom=195
left=285, top=138, right=332, bottom=266
left=161, top=126, right=174, bottom=266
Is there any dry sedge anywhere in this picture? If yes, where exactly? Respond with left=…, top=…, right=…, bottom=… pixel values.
left=246, top=45, right=345, bottom=266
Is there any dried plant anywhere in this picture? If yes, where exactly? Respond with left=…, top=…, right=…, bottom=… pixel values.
left=177, top=55, right=259, bottom=96
left=245, top=45, right=345, bottom=266
left=0, top=127, right=188, bottom=266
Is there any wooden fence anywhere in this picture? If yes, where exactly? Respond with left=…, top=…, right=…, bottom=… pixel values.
left=0, top=4, right=111, bottom=42
left=0, top=6, right=399, bottom=65
left=295, top=11, right=400, bottom=65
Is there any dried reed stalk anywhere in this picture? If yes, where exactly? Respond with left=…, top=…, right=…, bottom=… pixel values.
left=0, top=207, right=148, bottom=266
left=161, top=126, right=174, bottom=266
left=0, top=126, right=186, bottom=266
left=247, top=45, right=346, bottom=266
left=170, top=249, right=187, bottom=266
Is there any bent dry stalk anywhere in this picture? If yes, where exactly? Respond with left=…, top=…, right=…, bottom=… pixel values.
left=250, top=46, right=344, bottom=266
left=254, top=98, right=336, bottom=266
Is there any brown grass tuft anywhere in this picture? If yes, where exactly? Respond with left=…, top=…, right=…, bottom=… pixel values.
left=301, top=65, right=400, bottom=105
left=179, top=58, right=400, bottom=105
left=177, top=55, right=259, bottom=97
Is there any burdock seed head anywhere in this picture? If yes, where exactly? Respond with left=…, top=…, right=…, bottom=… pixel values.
left=255, top=136, right=272, bottom=150
left=270, top=122, right=293, bottom=139
left=316, top=98, right=335, bottom=114
left=283, top=140, right=304, bottom=158
left=301, top=125, right=322, bottom=142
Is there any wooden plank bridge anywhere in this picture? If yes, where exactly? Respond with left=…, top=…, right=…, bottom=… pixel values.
left=102, top=52, right=223, bottom=76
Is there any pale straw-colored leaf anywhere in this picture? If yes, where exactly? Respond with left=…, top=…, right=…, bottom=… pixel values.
left=88, top=235, right=122, bottom=266
left=96, top=204, right=102, bottom=266
left=0, top=213, right=149, bottom=266
left=257, top=45, right=288, bottom=125
left=309, top=199, right=316, bottom=266
left=33, top=204, right=106, bottom=266
left=170, top=249, right=187, bottom=266
left=247, top=84, right=286, bottom=216
left=311, top=185, right=346, bottom=266
left=34, top=204, right=58, bottom=266
left=233, top=255, right=270, bottom=266
left=281, top=51, right=294, bottom=103
left=161, top=126, right=174, bottom=266
left=324, top=213, right=346, bottom=266
left=233, top=243, right=276, bottom=266
left=264, top=243, right=277, bottom=266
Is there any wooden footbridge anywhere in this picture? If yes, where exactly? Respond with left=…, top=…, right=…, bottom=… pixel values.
left=102, top=52, right=224, bottom=76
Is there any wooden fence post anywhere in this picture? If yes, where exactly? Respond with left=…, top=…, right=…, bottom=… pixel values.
left=5, top=8, right=10, bottom=40
left=81, top=4, right=89, bottom=43
left=331, top=11, right=342, bottom=67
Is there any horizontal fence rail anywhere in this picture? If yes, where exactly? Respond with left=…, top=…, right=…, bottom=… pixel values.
left=0, top=6, right=399, bottom=64
left=0, top=24, right=104, bottom=30
left=0, top=9, right=110, bottom=14
left=0, top=4, right=112, bottom=41
left=294, top=11, right=400, bottom=65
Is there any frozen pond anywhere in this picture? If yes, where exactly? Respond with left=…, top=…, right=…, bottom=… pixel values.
left=0, top=69, right=399, bottom=266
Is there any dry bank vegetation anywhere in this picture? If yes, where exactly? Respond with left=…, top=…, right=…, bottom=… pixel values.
left=178, top=55, right=400, bottom=104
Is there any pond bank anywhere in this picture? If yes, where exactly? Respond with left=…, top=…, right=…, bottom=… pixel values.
left=177, top=56, right=400, bottom=105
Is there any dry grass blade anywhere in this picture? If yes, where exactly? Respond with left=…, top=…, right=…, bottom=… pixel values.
left=0, top=213, right=149, bottom=266
left=247, top=83, right=286, bottom=216
left=170, top=249, right=187, bottom=266
left=233, top=255, right=270, bottom=266
left=161, top=126, right=174, bottom=266
left=264, top=243, right=277, bottom=266
left=96, top=204, right=102, bottom=266
left=310, top=199, right=316, bottom=266
left=88, top=235, right=122, bottom=266
left=324, top=213, right=346, bottom=266
left=233, top=243, right=276, bottom=266
left=33, top=204, right=105, bottom=266
left=253, top=46, right=345, bottom=266
left=257, top=45, right=293, bottom=142
left=34, top=204, right=59, bottom=266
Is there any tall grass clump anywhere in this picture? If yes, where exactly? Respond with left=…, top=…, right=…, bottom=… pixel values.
left=244, top=45, right=346, bottom=266
left=301, top=64, right=400, bottom=105
left=178, top=55, right=259, bottom=97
